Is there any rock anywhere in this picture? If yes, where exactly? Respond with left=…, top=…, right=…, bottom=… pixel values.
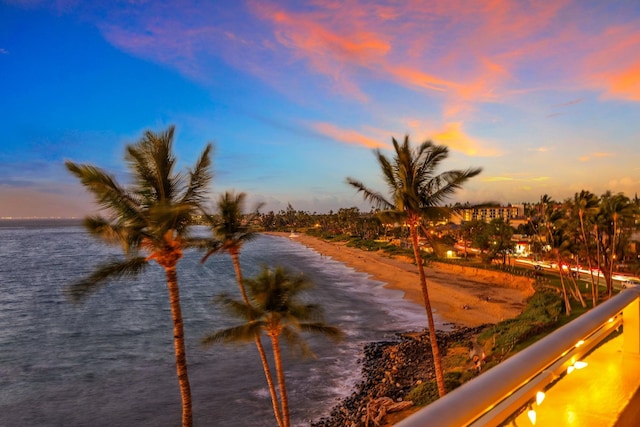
left=311, top=326, right=487, bottom=426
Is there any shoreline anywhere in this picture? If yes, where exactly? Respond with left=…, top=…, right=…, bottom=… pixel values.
left=267, top=232, right=533, bottom=328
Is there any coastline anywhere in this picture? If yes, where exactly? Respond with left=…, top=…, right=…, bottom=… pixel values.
left=268, top=232, right=533, bottom=328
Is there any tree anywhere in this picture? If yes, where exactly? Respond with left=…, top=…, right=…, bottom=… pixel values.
left=65, top=126, right=212, bottom=427
left=596, top=192, right=637, bottom=298
left=200, top=192, right=284, bottom=426
left=346, top=135, right=481, bottom=397
left=570, top=190, right=600, bottom=306
left=203, top=266, right=343, bottom=427
left=484, top=218, right=515, bottom=265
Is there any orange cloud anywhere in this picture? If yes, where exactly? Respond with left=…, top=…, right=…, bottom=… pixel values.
left=431, top=122, right=501, bottom=157
left=600, top=59, right=640, bottom=101
left=312, top=122, right=387, bottom=149
left=483, top=175, right=550, bottom=183
left=387, top=66, right=452, bottom=92
left=581, top=24, right=640, bottom=101
left=579, top=152, right=614, bottom=162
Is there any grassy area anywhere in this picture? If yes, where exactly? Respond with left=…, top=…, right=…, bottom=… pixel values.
left=397, top=273, right=603, bottom=413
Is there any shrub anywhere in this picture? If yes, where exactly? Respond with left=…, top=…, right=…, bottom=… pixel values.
left=478, top=290, right=562, bottom=355
left=406, top=373, right=462, bottom=406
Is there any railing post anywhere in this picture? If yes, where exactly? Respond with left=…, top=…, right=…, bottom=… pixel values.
left=623, top=288, right=640, bottom=354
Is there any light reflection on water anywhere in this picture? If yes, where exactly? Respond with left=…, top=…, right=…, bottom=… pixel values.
left=0, top=223, right=429, bottom=426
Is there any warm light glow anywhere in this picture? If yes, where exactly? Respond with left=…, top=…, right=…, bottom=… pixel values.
left=536, top=391, right=545, bottom=406
left=575, top=340, right=585, bottom=348
left=527, top=407, right=537, bottom=425
left=567, top=365, right=575, bottom=374
left=574, top=361, right=588, bottom=369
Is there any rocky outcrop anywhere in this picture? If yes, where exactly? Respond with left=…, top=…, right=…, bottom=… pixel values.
left=312, top=326, right=486, bottom=427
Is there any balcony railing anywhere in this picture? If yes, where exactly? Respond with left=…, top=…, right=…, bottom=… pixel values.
left=396, top=287, right=640, bottom=427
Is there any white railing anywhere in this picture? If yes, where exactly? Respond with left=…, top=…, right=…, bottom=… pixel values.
left=396, top=287, right=640, bottom=427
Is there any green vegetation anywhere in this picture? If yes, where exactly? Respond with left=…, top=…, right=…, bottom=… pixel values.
left=347, top=136, right=482, bottom=397
left=65, top=126, right=213, bottom=427
left=64, top=124, right=640, bottom=426
left=407, top=372, right=463, bottom=406
left=478, top=290, right=563, bottom=357
left=202, top=266, right=343, bottom=427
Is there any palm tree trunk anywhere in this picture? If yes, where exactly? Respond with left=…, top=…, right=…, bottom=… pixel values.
left=567, top=260, right=586, bottom=308
left=271, top=332, right=290, bottom=427
left=555, top=253, right=571, bottom=316
left=595, top=224, right=602, bottom=296
left=230, top=253, right=283, bottom=426
left=410, top=222, right=446, bottom=397
left=231, top=251, right=250, bottom=304
left=165, top=266, right=193, bottom=427
left=578, top=213, right=597, bottom=307
left=608, top=215, right=619, bottom=299
left=255, top=336, right=284, bottom=427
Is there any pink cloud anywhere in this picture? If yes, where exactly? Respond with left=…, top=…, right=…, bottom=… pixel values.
left=312, top=122, right=387, bottom=149
left=247, top=0, right=588, bottom=116
left=54, top=0, right=640, bottom=113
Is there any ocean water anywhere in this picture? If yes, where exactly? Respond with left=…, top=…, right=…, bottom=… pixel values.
left=0, top=220, right=433, bottom=426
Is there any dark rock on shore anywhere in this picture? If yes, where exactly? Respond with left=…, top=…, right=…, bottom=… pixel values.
left=311, top=326, right=487, bottom=427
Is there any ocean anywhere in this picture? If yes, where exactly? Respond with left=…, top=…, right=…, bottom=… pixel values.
left=0, top=219, right=432, bottom=426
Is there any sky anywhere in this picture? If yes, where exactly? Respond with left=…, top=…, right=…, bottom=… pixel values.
left=1, top=0, right=639, bottom=218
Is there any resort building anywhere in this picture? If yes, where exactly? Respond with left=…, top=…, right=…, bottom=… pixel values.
left=450, top=204, right=527, bottom=226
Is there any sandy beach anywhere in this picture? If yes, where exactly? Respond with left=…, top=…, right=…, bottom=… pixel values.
left=270, top=232, right=534, bottom=328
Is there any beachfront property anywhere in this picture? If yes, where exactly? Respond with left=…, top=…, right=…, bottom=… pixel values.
left=449, top=204, right=527, bottom=227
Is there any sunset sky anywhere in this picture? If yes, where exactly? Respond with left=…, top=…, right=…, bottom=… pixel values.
left=1, top=0, right=639, bottom=218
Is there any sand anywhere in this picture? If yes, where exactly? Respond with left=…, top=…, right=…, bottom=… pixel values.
left=270, top=232, right=534, bottom=328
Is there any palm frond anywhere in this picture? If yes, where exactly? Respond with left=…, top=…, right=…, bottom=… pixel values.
left=280, top=326, right=315, bottom=358
left=346, top=177, right=394, bottom=210
left=201, top=321, right=263, bottom=346
left=183, top=237, right=220, bottom=258
left=215, top=293, right=262, bottom=320
left=126, top=126, right=181, bottom=204
left=65, top=161, right=141, bottom=219
left=66, top=256, right=148, bottom=302
left=298, top=322, right=344, bottom=341
left=181, top=143, right=213, bottom=207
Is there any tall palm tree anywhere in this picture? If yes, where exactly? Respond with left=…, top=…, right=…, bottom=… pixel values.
left=596, top=191, right=637, bottom=298
left=539, top=197, right=572, bottom=315
left=200, top=192, right=284, bottom=426
left=572, top=190, right=600, bottom=306
left=346, top=135, right=481, bottom=397
left=203, top=266, right=343, bottom=427
left=202, top=192, right=262, bottom=302
left=65, top=125, right=213, bottom=427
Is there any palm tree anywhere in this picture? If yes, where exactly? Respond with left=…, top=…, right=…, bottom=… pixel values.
left=65, top=125, right=212, bottom=427
left=201, top=192, right=262, bottom=302
left=203, top=266, right=343, bottom=427
left=346, top=135, right=481, bottom=398
left=200, top=192, right=284, bottom=426
left=571, top=190, right=600, bottom=306
left=539, top=197, right=572, bottom=315
left=596, top=192, right=637, bottom=298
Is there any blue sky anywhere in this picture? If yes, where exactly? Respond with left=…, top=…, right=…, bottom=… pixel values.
left=1, top=0, right=639, bottom=218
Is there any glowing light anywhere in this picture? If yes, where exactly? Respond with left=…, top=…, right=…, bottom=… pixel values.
left=575, top=340, right=585, bottom=348
left=567, top=360, right=588, bottom=374
left=527, top=407, right=537, bottom=425
left=574, top=361, right=588, bottom=369
left=536, top=391, right=545, bottom=406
